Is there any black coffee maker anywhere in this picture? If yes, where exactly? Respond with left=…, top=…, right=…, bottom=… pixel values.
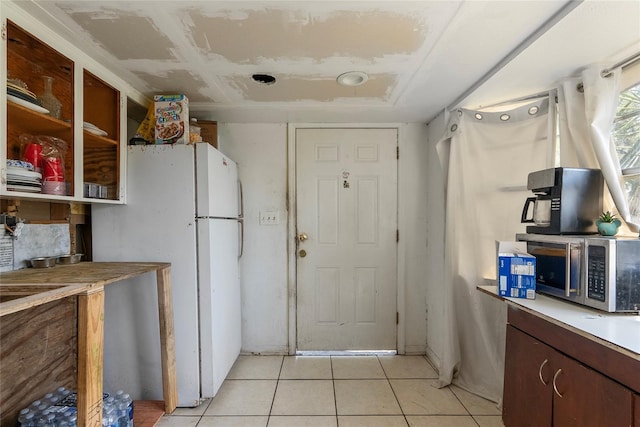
left=521, top=167, right=604, bottom=234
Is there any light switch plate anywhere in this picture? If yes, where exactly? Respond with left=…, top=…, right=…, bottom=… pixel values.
left=260, top=210, right=280, bottom=225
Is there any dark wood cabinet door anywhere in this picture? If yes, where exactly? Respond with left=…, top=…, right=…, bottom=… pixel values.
left=503, top=325, right=554, bottom=427
left=552, top=352, right=633, bottom=427
left=634, top=393, right=640, bottom=427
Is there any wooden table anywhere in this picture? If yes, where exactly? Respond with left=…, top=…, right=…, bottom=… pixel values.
left=0, top=262, right=178, bottom=427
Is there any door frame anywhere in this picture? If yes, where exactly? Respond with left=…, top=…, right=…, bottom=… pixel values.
left=287, top=123, right=405, bottom=355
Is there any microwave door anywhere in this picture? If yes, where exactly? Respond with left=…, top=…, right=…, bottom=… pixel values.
left=528, top=242, right=582, bottom=302
left=563, top=243, right=572, bottom=297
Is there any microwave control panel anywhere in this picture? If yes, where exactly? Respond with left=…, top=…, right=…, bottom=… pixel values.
left=587, top=245, right=607, bottom=302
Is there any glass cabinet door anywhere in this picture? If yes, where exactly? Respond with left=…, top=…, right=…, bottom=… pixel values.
left=5, top=20, right=75, bottom=199
left=82, top=70, right=121, bottom=201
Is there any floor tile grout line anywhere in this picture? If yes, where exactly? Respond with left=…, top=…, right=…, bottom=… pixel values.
left=448, top=384, right=475, bottom=419
left=265, top=355, right=286, bottom=424
left=379, top=355, right=411, bottom=426
left=330, top=356, right=339, bottom=426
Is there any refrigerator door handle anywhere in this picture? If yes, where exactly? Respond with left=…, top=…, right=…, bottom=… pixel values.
left=238, top=218, right=244, bottom=259
left=238, top=180, right=244, bottom=219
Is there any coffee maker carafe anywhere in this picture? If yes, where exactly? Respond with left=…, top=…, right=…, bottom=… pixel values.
left=521, top=167, right=604, bottom=234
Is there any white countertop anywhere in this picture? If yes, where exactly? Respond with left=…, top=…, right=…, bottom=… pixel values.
left=478, top=285, right=640, bottom=358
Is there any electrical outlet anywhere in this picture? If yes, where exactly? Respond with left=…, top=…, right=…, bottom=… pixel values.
left=260, top=210, right=280, bottom=225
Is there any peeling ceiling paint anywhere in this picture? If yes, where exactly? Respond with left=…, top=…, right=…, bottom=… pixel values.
left=230, top=74, right=396, bottom=102
left=67, top=10, right=175, bottom=60
left=15, top=1, right=640, bottom=123
left=188, top=9, right=426, bottom=63
left=132, top=70, right=210, bottom=102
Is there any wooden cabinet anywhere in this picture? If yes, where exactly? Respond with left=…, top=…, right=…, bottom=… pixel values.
left=2, top=13, right=126, bottom=203
left=635, top=393, right=640, bottom=427
left=82, top=70, right=121, bottom=201
left=504, top=325, right=634, bottom=427
left=503, top=325, right=553, bottom=426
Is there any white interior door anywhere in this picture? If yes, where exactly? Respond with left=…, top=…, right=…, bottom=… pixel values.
left=296, top=128, right=398, bottom=351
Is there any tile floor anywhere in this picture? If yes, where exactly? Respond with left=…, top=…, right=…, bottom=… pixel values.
left=157, top=355, right=504, bottom=427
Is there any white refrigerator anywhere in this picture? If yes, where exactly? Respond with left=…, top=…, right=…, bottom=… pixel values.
left=92, top=143, right=243, bottom=406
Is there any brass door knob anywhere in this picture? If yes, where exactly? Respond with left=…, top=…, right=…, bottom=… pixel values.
left=299, top=249, right=307, bottom=257
left=298, top=233, right=308, bottom=242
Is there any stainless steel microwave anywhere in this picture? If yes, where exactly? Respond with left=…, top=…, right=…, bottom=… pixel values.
left=516, top=233, right=640, bottom=312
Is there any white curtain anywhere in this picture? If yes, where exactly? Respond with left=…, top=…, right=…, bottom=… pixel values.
left=436, top=98, right=552, bottom=403
left=557, top=65, right=639, bottom=231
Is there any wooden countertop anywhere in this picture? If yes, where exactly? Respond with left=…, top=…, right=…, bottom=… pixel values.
left=0, top=262, right=171, bottom=317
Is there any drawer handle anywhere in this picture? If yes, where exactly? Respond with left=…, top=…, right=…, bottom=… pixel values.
left=538, top=359, right=549, bottom=385
left=553, top=369, right=563, bottom=398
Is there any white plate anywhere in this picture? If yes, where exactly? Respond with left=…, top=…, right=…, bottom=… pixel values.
left=7, top=82, right=37, bottom=98
left=7, top=167, right=42, bottom=179
left=85, top=127, right=108, bottom=137
left=7, top=94, right=50, bottom=114
left=7, top=178, right=41, bottom=186
left=7, top=175, right=41, bottom=184
left=6, top=159, right=34, bottom=170
left=7, top=184, right=42, bottom=193
left=83, top=121, right=100, bottom=129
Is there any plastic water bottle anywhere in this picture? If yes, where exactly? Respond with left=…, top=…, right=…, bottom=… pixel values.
left=46, top=396, right=59, bottom=407
left=120, top=394, right=133, bottom=427
left=66, top=414, right=77, bottom=427
left=34, top=407, right=51, bottom=426
left=38, top=413, right=56, bottom=426
left=102, top=397, right=118, bottom=427
left=28, top=400, right=42, bottom=411
left=17, top=408, right=31, bottom=425
left=19, top=412, right=37, bottom=427
left=115, top=401, right=129, bottom=427
left=112, top=390, right=133, bottom=427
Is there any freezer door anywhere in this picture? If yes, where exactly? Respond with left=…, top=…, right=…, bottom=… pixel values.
left=195, top=143, right=239, bottom=218
left=197, top=217, right=242, bottom=397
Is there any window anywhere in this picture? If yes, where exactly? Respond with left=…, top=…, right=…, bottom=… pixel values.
left=612, top=81, right=640, bottom=222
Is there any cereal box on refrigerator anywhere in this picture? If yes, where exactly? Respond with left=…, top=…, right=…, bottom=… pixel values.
left=154, top=94, right=189, bottom=144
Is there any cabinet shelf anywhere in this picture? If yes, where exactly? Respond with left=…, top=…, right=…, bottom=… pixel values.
left=7, top=101, right=72, bottom=137
left=83, top=131, right=118, bottom=148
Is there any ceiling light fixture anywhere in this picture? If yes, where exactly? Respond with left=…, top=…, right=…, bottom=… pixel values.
left=337, top=71, right=368, bottom=87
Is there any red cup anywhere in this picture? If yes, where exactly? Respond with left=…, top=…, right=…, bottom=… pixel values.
left=23, top=143, right=43, bottom=172
left=43, top=157, right=64, bottom=182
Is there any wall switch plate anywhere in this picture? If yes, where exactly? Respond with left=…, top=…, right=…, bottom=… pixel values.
left=260, top=210, right=280, bottom=225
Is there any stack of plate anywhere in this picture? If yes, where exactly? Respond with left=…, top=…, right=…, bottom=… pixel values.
left=6, top=162, right=42, bottom=193
left=83, top=121, right=108, bottom=137
left=7, top=80, right=50, bottom=114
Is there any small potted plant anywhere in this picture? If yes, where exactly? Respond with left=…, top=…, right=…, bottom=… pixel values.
left=596, top=211, right=622, bottom=236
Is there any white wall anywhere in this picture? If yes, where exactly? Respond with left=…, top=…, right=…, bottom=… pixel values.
left=424, top=111, right=448, bottom=367
left=218, top=122, right=429, bottom=354
left=218, top=123, right=290, bottom=354
left=398, top=123, right=429, bottom=354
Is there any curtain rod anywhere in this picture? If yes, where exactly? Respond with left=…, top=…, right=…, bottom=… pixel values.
left=471, top=89, right=552, bottom=111
left=576, top=52, right=640, bottom=92
left=445, top=0, right=583, bottom=112
left=601, top=51, right=640, bottom=77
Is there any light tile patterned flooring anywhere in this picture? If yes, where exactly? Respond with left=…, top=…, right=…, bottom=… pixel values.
left=158, top=355, right=505, bottom=427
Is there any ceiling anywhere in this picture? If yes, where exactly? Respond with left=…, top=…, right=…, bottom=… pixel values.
left=14, top=0, right=640, bottom=123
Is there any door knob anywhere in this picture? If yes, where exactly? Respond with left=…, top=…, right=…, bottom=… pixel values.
left=298, top=233, right=308, bottom=242
left=299, top=249, right=307, bottom=257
